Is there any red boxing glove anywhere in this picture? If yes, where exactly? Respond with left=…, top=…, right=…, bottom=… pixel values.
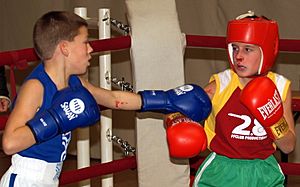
left=240, top=77, right=289, bottom=140
left=165, top=112, right=207, bottom=158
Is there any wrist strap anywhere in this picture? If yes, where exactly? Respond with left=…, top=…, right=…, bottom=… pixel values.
left=165, top=112, right=197, bottom=127
left=269, top=117, right=289, bottom=140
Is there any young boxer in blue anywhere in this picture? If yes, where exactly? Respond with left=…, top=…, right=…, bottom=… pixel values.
left=0, top=11, right=143, bottom=187
left=1, top=11, right=212, bottom=186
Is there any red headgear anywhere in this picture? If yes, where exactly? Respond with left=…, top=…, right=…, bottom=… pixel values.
left=226, top=11, right=279, bottom=75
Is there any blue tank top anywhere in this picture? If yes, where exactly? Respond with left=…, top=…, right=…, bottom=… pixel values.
left=18, top=63, right=82, bottom=162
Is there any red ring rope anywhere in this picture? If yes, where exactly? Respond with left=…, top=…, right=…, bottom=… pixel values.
left=59, top=156, right=137, bottom=185
left=2, top=35, right=300, bottom=66
left=57, top=154, right=300, bottom=185
left=185, top=35, right=300, bottom=52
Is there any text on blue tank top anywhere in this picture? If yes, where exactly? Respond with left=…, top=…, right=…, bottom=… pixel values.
left=18, top=63, right=81, bottom=162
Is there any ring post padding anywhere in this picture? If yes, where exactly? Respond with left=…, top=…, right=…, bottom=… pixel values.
left=74, top=7, right=91, bottom=187
left=125, top=0, right=190, bottom=186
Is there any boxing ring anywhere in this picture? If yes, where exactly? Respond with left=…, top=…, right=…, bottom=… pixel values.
left=1, top=7, right=300, bottom=187
left=1, top=32, right=300, bottom=187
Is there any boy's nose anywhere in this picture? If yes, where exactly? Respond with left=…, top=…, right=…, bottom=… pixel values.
left=88, top=43, right=93, bottom=53
left=235, top=51, right=244, bottom=62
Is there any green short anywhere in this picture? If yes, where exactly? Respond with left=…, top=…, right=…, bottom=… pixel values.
left=192, top=152, right=285, bottom=187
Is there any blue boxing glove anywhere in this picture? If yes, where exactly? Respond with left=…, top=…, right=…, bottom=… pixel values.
left=139, top=84, right=212, bottom=122
left=27, top=85, right=100, bottom=143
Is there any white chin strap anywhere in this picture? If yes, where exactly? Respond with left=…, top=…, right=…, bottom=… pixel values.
left=257, top=47, right=264, bottom=74
left=228, top=43, right=234, bottom=66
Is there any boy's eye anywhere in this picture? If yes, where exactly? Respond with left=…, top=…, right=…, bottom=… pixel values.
left=245, top=47, right=253, bottom=52
left=232, top=45, right=239, bottom=51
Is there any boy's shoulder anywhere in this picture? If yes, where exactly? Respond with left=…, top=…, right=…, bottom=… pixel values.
left=267, top=71, right=290, bottom=84
left=216, top=69, right=233, bottom=78
left=210, top=69, right=235, bottom=84
left=267, top=71, right=291, bottom=100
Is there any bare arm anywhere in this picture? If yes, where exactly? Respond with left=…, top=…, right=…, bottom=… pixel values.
left=80, top=78, right=142, bottom=110
left=274, top=86, right=296, bottom=154
left=2, top=80, right=43, bottom=155
left=204, top=80, right=216, bottom=100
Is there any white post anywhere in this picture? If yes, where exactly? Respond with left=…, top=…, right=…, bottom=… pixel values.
left=99, top=8, right=113, bottom=187
left=74, top=7, right=91, bottom=187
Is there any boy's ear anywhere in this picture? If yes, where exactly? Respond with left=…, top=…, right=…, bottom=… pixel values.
left=59, top=41, right=69, bottom=57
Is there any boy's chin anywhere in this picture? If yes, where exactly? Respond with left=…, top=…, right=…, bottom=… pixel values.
left=77, top=69, right=88, bottom=76
left=236, top=72, right=255, bottom=78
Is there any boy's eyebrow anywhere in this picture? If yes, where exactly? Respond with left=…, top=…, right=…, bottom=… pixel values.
left=244, top=44, right=256, bottom=48
left=232, top=43, right=256, bottom=48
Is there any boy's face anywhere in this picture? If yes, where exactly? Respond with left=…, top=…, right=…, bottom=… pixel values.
left=65, top=26, right=93, bottom=75
left=231, top=42, right=262, bottom=78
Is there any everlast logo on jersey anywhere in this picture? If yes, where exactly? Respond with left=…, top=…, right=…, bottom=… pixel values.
left=257, top=90, right=281, bottom=120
